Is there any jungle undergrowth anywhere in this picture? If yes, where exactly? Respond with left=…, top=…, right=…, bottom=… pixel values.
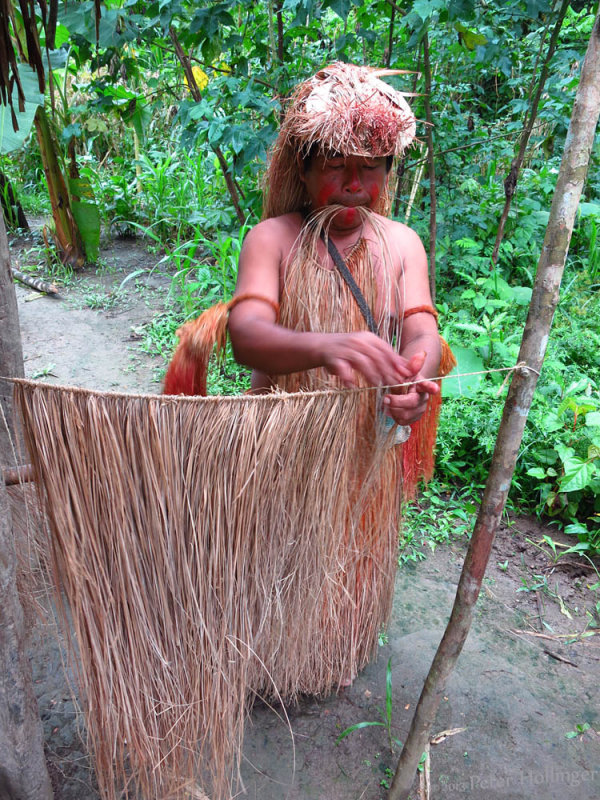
left=399, top=480, right=480, bottom=565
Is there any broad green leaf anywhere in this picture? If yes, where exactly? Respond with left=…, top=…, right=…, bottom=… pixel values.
left=123, top=101, right=151, bottom=143
left=559, top=458, right=595, bottom=493
left=588, top=445, right=600, bottom=460
left=585, top=412, right=600, bottom=427
left=412, top=0, right=446, bottom=21
left=61, top=123, right=82, bottom=142
left=447, top=0, right=476, bottom=19
left=69, top=177, right=100, bottom=262
left=461, top=29, right=487, bottom=49
left=511, top=286, right=532, bottom=305
left=555, top=443, right=575, bottom=462
left=442, top=346, right=484, bottom=399
left=526, top=467, right=547, bottom=480
left=86, top=117, right=109, bottom=134
left=0, top=64, right=44, bottom=154
left=578, top=202, right=600, bottom=219
left=323, top=0, right=352, bottom=19
left=46, top=48, right=68, bottom=71
left=536, top=448, right=559, bottom=465
left=53, top=23, right=71, bottom=48
left=541, top=412, right=563, bottom=433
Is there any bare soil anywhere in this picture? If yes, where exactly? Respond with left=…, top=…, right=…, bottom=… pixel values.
left=8, top=235, right=600, bottom=800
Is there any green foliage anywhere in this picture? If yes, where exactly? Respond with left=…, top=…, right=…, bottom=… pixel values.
left=565, top=722, right=591, bottom=740
left=524, top=379, right=600, bottom=539
left=140, top=219, right=252, bottom=395
left=400, top=481, right=480, bottom=563
left=436, top=254, right=600, bottom=554
left=69, top=176, right=101, bottom=261
left=5, top=0, right=599, bottom=545
left=0, top=63, right=44, bottom=153
left=336, top=658, right=402, bottom=754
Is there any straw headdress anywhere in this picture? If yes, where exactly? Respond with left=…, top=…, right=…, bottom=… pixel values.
left=263, top=61, right=417, bottom=218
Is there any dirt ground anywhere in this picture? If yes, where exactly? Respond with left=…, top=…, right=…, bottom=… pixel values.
left=7, top=234, right=600, bottom=799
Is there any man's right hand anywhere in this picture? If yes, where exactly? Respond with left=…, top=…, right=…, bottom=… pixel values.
left=321, top=331, right=420, bottom=388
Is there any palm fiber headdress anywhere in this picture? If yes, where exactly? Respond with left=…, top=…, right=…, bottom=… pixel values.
left=263, top=61, right=417, bottom=218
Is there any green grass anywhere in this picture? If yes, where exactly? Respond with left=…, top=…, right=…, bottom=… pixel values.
left=399, top=480, right=480, bottom=565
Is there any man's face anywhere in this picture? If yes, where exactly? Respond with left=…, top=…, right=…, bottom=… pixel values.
left=299, top=153, right=388, bottom=229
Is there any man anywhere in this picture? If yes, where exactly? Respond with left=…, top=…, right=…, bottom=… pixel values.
left=165, top=63, right=453, bottom=691
left=228, top=63, right=442, bottom=425
left=227, top=63, right=450, bottom=689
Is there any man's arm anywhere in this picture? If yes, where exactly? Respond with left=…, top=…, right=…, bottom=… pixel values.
left=228, top=218, right=428, bottom=388
left=381, top=223, right=442, bottom=425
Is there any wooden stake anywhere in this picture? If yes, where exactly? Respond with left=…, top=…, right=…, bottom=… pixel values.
left=3, top=464, right=34, bottom=486
left=388, top=12, right=600, bottom=799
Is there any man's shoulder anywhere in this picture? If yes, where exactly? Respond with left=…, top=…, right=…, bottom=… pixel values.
left=252, top=213, right=302, bottom=237
left=240, top=214, right=303, bottom=267
left=378, top=216, right=423, bottom=248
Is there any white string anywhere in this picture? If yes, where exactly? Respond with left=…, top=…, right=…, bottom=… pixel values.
left=381, top=361, right=540, bottom=393
left=1, top=362, right=540, bottom=401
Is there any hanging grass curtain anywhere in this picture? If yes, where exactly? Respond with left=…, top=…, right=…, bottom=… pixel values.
left=14, top=378, right=402, bottom=800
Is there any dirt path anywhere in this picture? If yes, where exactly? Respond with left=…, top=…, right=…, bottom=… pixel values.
left=13, top=236, right=168, bottom=395
left=9, top=237, right=600, bottom=799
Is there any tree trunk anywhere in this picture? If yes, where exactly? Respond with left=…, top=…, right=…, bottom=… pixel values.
left=0, top=213, right=24, bottom=460
left=169, top=29, right=246, bottom=225
left=275, top=0, right=284, bottom=64
left=388, top=10, right=600, bottom=799
left=393, top=60, right=419, bottom=219
left=34, top=107, right=85, bottom=268
left=385, top=3, right=395, bottom=68
left=0, top=211, right=53, bottom=800
left=491, top=0, right=570, bottom=266
left=422, top=31, right=436, bottom=303
left=45, top=0, right=59, bottom=50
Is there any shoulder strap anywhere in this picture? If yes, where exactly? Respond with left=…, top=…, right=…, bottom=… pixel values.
left=322, top=233, right=378, bottom=335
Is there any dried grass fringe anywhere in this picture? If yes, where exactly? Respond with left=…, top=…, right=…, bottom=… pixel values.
left=14, top=379, right=402, bottom=800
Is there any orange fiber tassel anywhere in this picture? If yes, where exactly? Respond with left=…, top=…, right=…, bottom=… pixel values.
left=163, top=294, right=280, bottom=396
left=402, top=338, right=456, bottom=500
left=163, top=303, right=230, bottom=396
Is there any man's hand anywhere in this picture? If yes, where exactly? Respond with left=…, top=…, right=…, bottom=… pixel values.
left=321, top=332, right=422, bottom=388
left=382, top=351, right=439, bottom=426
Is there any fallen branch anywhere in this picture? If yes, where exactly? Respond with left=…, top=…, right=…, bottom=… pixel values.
left=543, top=648, right=579, bottom=668
left=11, top=268, right=58, bottom=295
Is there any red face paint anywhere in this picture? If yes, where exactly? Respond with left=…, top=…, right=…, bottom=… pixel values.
left=341, top=207, right=359, bottom=225
left=367, top=182, right=381, bottom=206
left=316, top=181, right=336, bottom=207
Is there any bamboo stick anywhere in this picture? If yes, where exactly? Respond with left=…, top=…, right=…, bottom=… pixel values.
left=3, top=464, right=34, bottom=486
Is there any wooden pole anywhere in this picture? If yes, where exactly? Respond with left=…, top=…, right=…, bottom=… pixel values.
left=0, top=213, right=24, bottom=458
left=388, top=12, right=600, bottom=799
left=0, top=211, right=53, bottom=799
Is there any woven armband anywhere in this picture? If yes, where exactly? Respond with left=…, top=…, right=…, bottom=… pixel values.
left=402, top=304, right=438, bottom=321
left=228, top=292, right=280, bottom=321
